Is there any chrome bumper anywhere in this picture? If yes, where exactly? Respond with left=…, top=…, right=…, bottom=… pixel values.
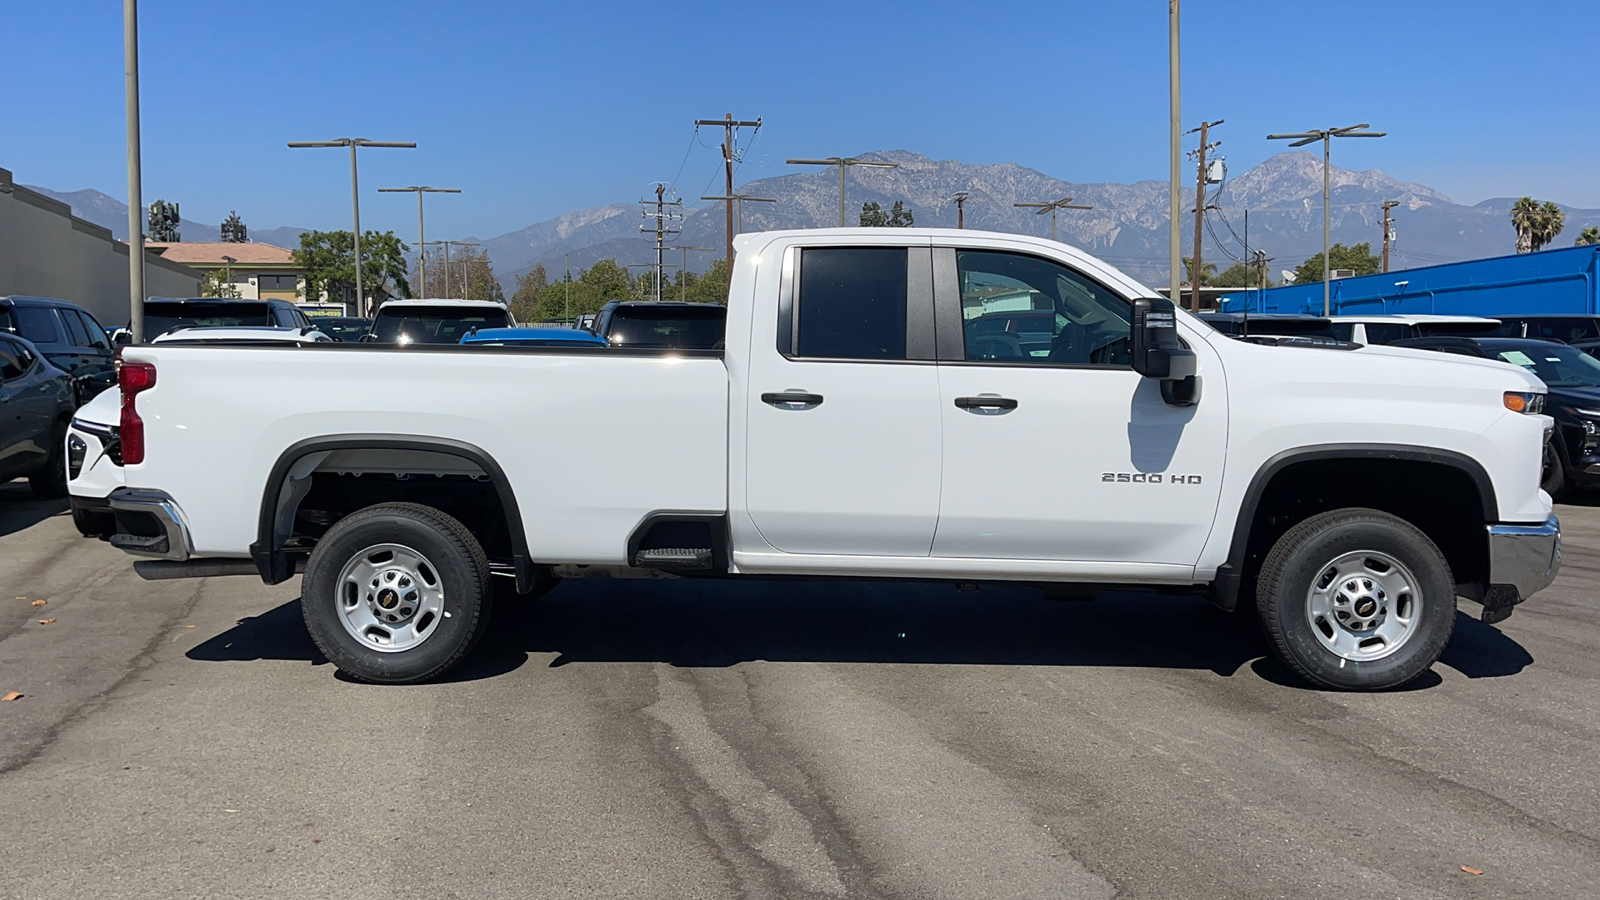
left=1482, top=515, right=1560, bottom=624
left=108, top=488, right=194, bottom=561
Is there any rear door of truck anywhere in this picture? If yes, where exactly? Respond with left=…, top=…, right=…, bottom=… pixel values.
left=742, top=242, right=943, bottom=556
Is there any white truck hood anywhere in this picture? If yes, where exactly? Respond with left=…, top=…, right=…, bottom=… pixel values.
left=1353, top=342, right=1547, bottom=392
left=73, top=384, right=121, bottom=429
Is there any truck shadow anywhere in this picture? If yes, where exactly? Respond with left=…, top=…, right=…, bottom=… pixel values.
left=186, top=577, right=1535, bottom=688
left=0, top=482, right=69, bottom=539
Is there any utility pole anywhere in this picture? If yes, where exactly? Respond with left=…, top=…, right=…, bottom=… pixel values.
left=288, top=138, right=416, bottom=315
left=1187, top=119, right=1223, bottom=313
left=694, top=114, right=762, bottom=271
left=1267, top=124, right=1386, bottom=315
left=424, top=240, right=476, bottom=298
left=1168, top=0, right=1182, bottom=308
left=700, top=193, right=776, bottom=234
left=124, top=0, right=146, bottom=341
left=950, top=191, right=970, bottom=228
left=564, top=252, right=570, bottom=321
left=1013, top=196, right=1093, bottom=242
left=379, top=186, right=460, bottom=298
left=787, top=156, right=900, bottom=227
left=1381, top=199, right=1399, bottom=273
left=641, top=184, right=683, bottom=303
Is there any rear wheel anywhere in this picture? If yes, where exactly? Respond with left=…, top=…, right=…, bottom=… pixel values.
left=1256, top=508, right=1456, bottom=690
left=28, top=422, right=69, bottom=499
left=301, top=502, right=492, bottom=684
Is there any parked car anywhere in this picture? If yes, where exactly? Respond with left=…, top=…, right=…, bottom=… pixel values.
left=313, top=317, right=373, bottom=342
left=133, top=297, right=315, bottom=341
left=460, top=327, right=608, bottom=348
left=1483, top=315, right=1600, bottom=344
left=0, top=333, right=75, bottom=497
left=0, top=295, right=118, bottom=403
left=589, top=301, right=727, bottom=349
left=367, top=300, right=513, bottom=345
left=1199, top=313, right=1341, bottom=341
left=67, top=326, right=332, bottom=537
left=1326, top=315, right=1502, bottom=345
left=102, top=228, right=1559, bottom=691
left=1392, top=335, right=1600, bottom=498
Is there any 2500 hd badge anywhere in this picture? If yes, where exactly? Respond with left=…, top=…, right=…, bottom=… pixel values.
left=1101, top=472, right=1205, bottom=484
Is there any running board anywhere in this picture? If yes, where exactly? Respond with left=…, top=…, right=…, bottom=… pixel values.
left=633, top=547, right=714, bottom=569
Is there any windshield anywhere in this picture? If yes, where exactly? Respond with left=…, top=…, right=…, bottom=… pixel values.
left=1494, top=344, right=1600, bottom=388
left=606, top=306, right=726, bottom=349
left=318, top=318, right=371, bottom=340
left=370, top=306, right=510, bottom=344
left=142, top=302, right=273, bottom=336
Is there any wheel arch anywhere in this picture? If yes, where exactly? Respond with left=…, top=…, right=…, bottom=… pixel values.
left=1212, top=444, right=1497, bottom=611
left=250, top=434, right=535, bottom=592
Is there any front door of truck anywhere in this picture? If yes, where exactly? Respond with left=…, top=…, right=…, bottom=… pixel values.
left=931, top=247, right=1227, bottom=566
left=743, top=245, right=944, bottom=556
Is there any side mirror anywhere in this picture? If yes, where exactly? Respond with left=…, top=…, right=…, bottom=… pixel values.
left=112, top=331, right=132, bottom=347
left=1130, top=297, right=1200, bottom=406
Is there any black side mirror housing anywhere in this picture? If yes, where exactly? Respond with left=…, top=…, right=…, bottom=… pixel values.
left=1130, top=296, right=1200, bottom=406
left=112, top=331, right=133, bottom=347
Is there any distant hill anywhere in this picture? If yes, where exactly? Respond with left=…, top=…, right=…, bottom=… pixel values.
left=21, top=185, right=308, bottom=250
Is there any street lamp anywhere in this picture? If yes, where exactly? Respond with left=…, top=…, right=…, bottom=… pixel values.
left=423, top=240, right=477, bottom=298
left=785, top=157, right=899, bottom=227
left=1267, top=124, right=1386, bottom=315
left=288, top=138, right=416, bottom=315
left=1013, top=196, right=1093, bottom=242
left=672, top=246, right=716, bottom=302
left=125, top=0, right=146, bottom=341
left=379, top=186, right=459, bottom=298
left=699, top=194, right=776, bottom=234
left=220, top=254, right=236, bottom=297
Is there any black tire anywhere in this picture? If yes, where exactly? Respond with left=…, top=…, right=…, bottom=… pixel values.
left=301, top=502, right=492, bottom=684
left=28, top=421, right=69, bottom=499
left=71, top=505, right=116, bottom=538
left=1256, top=508, right=1456, bottom=691
left=1541, top=435, right=1568, bottom=501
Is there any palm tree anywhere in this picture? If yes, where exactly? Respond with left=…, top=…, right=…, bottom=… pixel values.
left=1578, top=226, right=1600, bottom=246
left=1182, top=257, right=1217, bottom=287
left=1511, top=197, right=1539, bottom=253
left=1533, top=201, right=1566, bottom=252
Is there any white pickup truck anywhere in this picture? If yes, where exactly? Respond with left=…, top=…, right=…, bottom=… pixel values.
left=106, top=228, right=1560, bottom=690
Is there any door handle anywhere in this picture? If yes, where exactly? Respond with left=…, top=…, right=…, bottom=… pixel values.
left=761, top=391, right=824, bottom=408
left=954, top=396, right=1018, bottom=410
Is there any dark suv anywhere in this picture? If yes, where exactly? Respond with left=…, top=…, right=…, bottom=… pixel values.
left=590, top=301, right=727, bottom=349
left=0, top=295, right=117, bottom=403
left=0, top=333, right=75, bottom=497
left=137, top=297, right=314, bottom=339
left=1486, top=315, right=1600, bottom=344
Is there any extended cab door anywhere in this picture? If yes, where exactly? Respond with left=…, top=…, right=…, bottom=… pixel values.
left=742, top=244, right=944, bottom=556
left=930, top=246, right=1227, bottom=567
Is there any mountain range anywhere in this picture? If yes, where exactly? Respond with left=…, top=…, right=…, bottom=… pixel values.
left=29, top=151, right=1600, bottom=295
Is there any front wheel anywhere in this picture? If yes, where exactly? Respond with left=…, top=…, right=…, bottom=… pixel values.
left=301, top=502, right=492, bottom=684
left=1256, top=508, right=1456, bottom=691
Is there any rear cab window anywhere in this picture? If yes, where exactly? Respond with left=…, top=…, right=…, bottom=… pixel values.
left=794, top=247, right=908, bottom=360
left=144, top=301, right=275, bottom=336
left=607, top=306, right=726, bottom=349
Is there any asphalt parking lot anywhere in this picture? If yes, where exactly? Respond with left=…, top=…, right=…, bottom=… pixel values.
left=1, top=481, right=1596, bottom=900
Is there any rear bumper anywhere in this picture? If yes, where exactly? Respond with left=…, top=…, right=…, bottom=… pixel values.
left=108, top=488, right=194, bottom=561
left=1482, top=515, right=1561, bottom=624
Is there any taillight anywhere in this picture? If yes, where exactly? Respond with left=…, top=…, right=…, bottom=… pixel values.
left=119, top=362, right=156, bottom=465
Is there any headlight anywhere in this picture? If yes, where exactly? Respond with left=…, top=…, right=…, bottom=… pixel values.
left=67, top=434, right=88, bottom=480
left=1504, top=391, right=1545, bottom=414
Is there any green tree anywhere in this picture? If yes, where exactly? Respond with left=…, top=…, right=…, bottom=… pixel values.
left=1535, top=201, right=1565, bottom=251
left=1181, top=257, right=1217, bottom=287
left=220, top=211, right=247, bottom=243
left=686, top=259, right=729, bottom=304
left=1291, top=242, right=1381, bottom=284
left=1578, top=226, right=1600, bottom=246
left=860, top=200, right=914, bottom=227
left=199, top=269, right=243, bottom=298
left=1512, top=197, right=1565, bottom=253
left=510, top=264, right=547, bottom=321
left=294, top=230, right=411, bottom=309
left=1212, top=262, right=1264, bottom=289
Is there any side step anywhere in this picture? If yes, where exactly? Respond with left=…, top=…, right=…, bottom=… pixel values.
left=633, top=547, right=714, bottom=570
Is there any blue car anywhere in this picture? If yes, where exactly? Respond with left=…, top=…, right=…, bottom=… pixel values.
left=460, top=327, right=608, bottom=348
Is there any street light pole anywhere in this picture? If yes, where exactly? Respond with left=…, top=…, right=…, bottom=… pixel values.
left=288, top=138, right=416, bottom=315
left=221, top=255, right=235, bottom=295
left=1013, top=197, right=1093, bottom=242
left=1267, top=124, right=1386, bottom=315
left=673, top=247, right=715, bottom=302
left=700, top=194, right=776, bottom=234
left=379, top=186, right=460, bottom=298
left=1169, top=0, right=1182, bottom=308
left=786, top=157, right=900, bottom=227
left=124, top=0, right=145, bottom=341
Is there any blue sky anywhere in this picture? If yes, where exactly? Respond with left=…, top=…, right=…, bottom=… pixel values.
left=4, top=0, right=1595, bottom=241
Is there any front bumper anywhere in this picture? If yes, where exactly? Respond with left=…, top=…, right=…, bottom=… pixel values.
left=1482, top=515, right=1561, bottom=624
left=108, top=488, right=194, bottom=561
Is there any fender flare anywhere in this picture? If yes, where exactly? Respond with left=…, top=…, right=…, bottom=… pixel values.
left=249, top=434, right=535, bottom=592
left=1210, top=443, right=1497, bottom=611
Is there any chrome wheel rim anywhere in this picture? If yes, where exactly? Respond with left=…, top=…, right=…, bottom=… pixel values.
left=334, top=543, right=446, bottom=653
left=1305, top=550, right=1422, bottom=662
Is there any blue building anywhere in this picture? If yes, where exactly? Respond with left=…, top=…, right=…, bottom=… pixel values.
left=1219, top=244, right=1600, bottom=317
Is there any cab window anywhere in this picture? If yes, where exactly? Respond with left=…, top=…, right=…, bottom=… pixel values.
left=955, top=250, right=1130, bottom=366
